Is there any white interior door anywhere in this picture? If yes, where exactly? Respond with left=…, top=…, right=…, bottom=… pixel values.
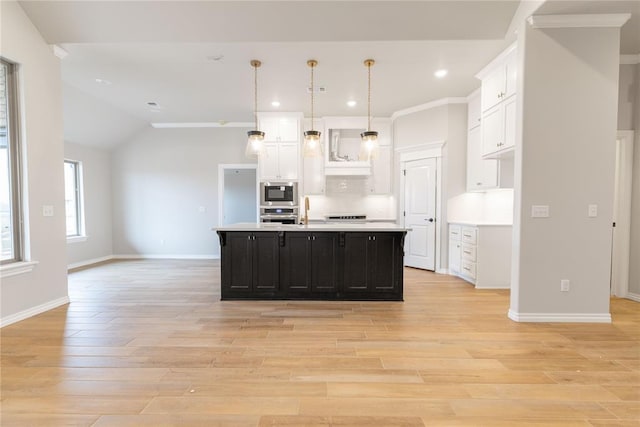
left=403, top=158, right=437, bottom=270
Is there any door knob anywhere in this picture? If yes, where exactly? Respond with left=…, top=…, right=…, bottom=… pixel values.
left=428, top=218, right=434, bottom=223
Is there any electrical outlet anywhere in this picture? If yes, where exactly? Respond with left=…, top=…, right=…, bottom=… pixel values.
left=588, top=204, right=598, bottom=218
left=42, top=205, right=54, bottom=217
left=561, top=279, right=570, bottom=292
left=198, top=206, right=206, bottom=213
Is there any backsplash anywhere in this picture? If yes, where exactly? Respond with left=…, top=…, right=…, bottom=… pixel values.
left=301, top=177, right=396, bottom=220
left=447, top=189, right=514, bottom=224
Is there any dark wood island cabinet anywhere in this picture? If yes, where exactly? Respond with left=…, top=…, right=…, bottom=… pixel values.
left=216, top=224, right=408, bottom=301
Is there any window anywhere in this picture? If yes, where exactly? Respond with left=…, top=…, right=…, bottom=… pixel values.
left=64, top=160, right=84, bottom=238
left=1, top=58, right=23, bottom=264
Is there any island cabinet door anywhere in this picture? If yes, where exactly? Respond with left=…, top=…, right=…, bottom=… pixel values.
left=369, top=233, right=399, bottom=291
left=225, top=232, right=254, bottom=291
left=310, top=233, right=339, bottom=292
left=253, top=233, right=280, bottom=292
left=280, top=233, right=312, bottom=292
left=342, top=233, right=370, bottom=291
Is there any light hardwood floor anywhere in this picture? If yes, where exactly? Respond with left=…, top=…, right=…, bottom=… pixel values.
left=1, top=260, right=638, bottom=426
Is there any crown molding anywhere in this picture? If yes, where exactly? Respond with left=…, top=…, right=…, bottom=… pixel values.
left=621, top=54, right=640, bottom=65
left=151, top=122, right=253, bottom=129
left=527, top=13, right=631, bottom=29
left=391, top=98, right=467, bottom=121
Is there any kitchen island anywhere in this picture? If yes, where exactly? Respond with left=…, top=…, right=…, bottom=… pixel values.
left=215, top=223, right=409, bottom=301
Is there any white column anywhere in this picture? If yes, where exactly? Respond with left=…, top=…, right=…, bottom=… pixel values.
left=509, top=14, right=630, bottom=322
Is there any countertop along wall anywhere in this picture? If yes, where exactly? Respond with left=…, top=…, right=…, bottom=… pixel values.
left=1, top=1, right=68, bottom=325
left=111, top=126, right=252, bottom=258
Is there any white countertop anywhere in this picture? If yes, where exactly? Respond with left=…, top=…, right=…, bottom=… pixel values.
left=448, top=221, right=513, bottom=227
left=215, top=222, right=410, bottom=232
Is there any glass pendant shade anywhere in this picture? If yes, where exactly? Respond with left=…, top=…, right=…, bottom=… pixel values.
left=246, top=130, right=265, bottom=157
left=359, top=130, right=379, bottom=161
left=303, top=130, right=322, bottom=158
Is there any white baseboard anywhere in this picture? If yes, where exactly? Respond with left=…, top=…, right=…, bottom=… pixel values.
left=476, top=284, right=511, bottom=290
left=626, top=292, right=640, bottom=303
left=1, top=296, right=70, bottom=328
left=68, top=255, right=114, bottom=270
left=436, top=268, right=449, bottom=275
left=113, top=254, right=219, bottom=260
left=508, top=309, right=611, bottom=323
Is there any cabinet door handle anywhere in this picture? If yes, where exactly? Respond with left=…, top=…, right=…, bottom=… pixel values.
left=248, top=236, right=251, bottom=240
left=313, top=236, right=316, bottom=240
left=464, top=250, right=472, bottom=254
left=308, top=236, right=311, bottom=241
left=463, top=267, right=471, bottom=272
left=476, top=182, right=482, bottom=186
left=373, top=236, right=376, bottom=241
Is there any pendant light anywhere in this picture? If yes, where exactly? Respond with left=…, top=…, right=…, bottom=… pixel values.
left=303, top=59, right=322, bottom=158
left=246, top=59, right=265, bottom=158
left=360, top=58, right=379, bottom=161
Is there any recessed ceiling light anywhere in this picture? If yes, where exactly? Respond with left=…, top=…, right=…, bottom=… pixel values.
left=434, top=69, right=448, bottom=78
left=95, top=78, right=112, bottom=85
left=347, top=100, right=357, bottom=107
left=271, top=101, right=281, bottom=107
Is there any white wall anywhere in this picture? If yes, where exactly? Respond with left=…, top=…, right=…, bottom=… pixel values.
left=63, top=83, right=147, bottom=149
left=0, top=1, right=68, bottom=323
left=64, top=142, right=113, bottom=267
left=392, top=102, right=468, bottom=271
left=111, top=126, right=253, bottom=258
left=510, top=24, right=621, bottom=321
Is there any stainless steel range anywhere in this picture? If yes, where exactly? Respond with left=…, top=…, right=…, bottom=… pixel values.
left=324, top=214, right=367, bottom=224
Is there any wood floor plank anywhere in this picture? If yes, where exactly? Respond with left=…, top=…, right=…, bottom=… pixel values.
left=1, top=259, right=637, bottom=426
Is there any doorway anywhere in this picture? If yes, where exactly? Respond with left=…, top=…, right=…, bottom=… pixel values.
left=218, top=164, right=258, bottom=226
left=611, top=131, right=634, bottom=298
left=402, top=158, right=437, bottom=271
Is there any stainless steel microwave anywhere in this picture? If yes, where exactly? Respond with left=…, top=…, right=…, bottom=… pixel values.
left=260, top=182, right=298, bottom=206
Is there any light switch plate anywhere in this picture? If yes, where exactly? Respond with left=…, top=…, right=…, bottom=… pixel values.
left=588, top=204, right=598, bottom=218
left=42, top=205, right=54, bottom=217
left=531, top=205, right=550, bottom=218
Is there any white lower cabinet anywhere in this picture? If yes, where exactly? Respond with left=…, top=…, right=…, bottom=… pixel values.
left=448, top=223, right=512, bottom=289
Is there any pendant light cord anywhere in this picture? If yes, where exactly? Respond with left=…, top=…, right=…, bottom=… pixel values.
left=310, top=63, right=315, bottom=130
left=367, top=61, right=372, bottom=132
left=254, top=63, right=258, bottom=130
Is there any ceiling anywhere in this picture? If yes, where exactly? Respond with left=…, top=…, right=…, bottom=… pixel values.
left=15, top=1, right=640, bottom=148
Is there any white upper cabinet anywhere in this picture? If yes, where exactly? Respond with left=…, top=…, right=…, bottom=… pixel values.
left=257, top=113, right=302, bottom=181
left=476, top=43, right=517, bottom=158
left=478, top=45, right=516, bottom=113
left=467, top=126, right=498, bottom=191
left=258, top=113, right=301, bottom=142
left=480, top=66, right=506, bottom=113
